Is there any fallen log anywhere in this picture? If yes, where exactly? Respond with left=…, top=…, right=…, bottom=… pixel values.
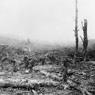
left=0, top=71, right=59, bottom=92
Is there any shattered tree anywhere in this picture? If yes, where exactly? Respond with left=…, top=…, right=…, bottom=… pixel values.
left=82, top=19, right=88, bottom=61
left=73, top=0, right=79, bottom=64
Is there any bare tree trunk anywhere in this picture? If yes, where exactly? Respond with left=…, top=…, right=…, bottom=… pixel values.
left=82, top=19, right=88, bottom=61
left=74, top=0, right=79, bottom=64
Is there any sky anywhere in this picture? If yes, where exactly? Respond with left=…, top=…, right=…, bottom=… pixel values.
left=0, top=0, right=95, bottom=44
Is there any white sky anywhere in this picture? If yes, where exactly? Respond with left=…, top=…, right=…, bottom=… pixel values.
left=0, top=0, right=94, bottom=44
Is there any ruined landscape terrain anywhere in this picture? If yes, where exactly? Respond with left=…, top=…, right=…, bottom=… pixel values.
left=0, top=40, right=95, bottom=95
left=0, top=0, right=94, bottom=94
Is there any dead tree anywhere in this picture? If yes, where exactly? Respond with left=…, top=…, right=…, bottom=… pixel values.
left=81, top=19, right=88, bottom=61
left=74, top=0, right=79, bottom=64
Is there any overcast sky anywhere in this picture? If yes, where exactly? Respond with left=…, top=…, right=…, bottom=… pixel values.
left=0, top=0, right=94, bottom=44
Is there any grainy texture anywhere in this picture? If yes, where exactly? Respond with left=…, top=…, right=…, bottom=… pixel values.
left=0, top=45, right=95, bottom=95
